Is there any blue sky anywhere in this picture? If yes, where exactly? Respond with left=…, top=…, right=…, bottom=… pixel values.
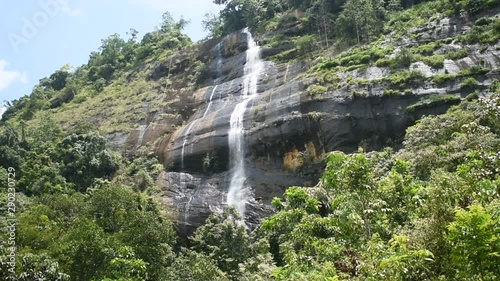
left=0, top=0, right=221, bottom=103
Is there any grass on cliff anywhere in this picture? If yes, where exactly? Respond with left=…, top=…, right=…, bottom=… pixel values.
left=406, top=94, right=461, bottom=112
left=53, top=77, right=163, bottom=133
left=304, top=0, right=499, bottom=96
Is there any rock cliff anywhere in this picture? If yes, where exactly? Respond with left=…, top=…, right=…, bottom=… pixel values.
left=107, top=11, right=500, bottom=236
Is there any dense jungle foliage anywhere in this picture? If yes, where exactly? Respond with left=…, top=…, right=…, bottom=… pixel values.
left=1, top=0, right=500, bottom=280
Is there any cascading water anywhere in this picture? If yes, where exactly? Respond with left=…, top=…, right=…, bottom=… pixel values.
left=181, top=84, right=219, bottom=230
left=180, top=122, right=196, bottom=171
left=180, top=84, right=219, bottom=170
left=216, top=41, right=223, bottom=80
left=181, top=39, right=224, bottom=230
left=227, top=28, right=263, bottom=217
left=136, top=125, right=147, bottom=149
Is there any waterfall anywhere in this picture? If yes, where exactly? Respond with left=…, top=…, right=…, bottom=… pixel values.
left=216, top=41, right=223, bottom=80
left=181, top=85, right=218, bottom=230
left=180, top=121, right=197, bottom=170
left=203, top=85, right=218, bottom=118
left=136, top=125, right=147, bottom=149
left=181, top=40, right=225, bottom=230
left=227, top=28, right=263, bottom=217
left=180, top=85, right=219, bottom=170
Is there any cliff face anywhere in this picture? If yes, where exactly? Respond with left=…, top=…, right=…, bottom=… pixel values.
left=102, top=11, right=500, bottom=235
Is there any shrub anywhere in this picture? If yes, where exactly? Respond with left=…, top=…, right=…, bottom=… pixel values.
left=461, top=77, right=479, bottom=89
left=368, top=47, right=388, bottom=61
left=323, top=46, right=391, bottom=69
left=394, top=48, right=414, bottom=68
left=296, top=35, right=318, bottom=55
left=406, top=94, right=460, bottom=112
left=307, top=85, right=328, bottom=97
left=352, top=90, right=368, bottom=98
left=413, top=41, right=440, bottom=55
left=465, top=0, right=490, bottom=15
left=422, top=55, right=445, bottom=68
left=489, top=81, right=500, bottom=93
left=384, top=89, right=400, bottom=96
left=443, top=37, right=453, bottom=44
left=270, top=48, right=299, bottom=62
left=264, top=34, right=286, bottom=47
left=202, top=152, right=219, bottom=173
left=460, top=19, right=500, bottom=44
left=466, top=90, right=480, bottom=101
left=375, top=58, right=393, bottom=67
left=446, top=48, right=469, bottom=60
left=475, top=17, right=492, bottom=26
left=193, top=61, right=209, bottom=87
left=447, top=204, right=500, bottom=279
left=386, top=70, right=426, bottom=87
left=317, top=59, right=340, bottom=70
left=466, top=65, right=490, bottom=76
left=493, top=19, right=500, bottom=35
left=72, top=93, right=88, bottom=104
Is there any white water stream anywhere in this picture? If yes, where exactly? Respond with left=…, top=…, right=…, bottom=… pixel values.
left=226, top=28, right=263, bottom=217
left=181, top=84, right=219, bottom=229
left=180, top=85, right=219, bottom=170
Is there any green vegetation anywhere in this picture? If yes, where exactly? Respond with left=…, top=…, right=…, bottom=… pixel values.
left=295, top=35, right=318, bottom=55
left=433, top=65, right=490, bottom=84
left=1, top=12, right=192, bottom=133
left=1, top=0, right=500, bottom=280
left=412, top=41, right=440, bottom=55
left=260, top=91, right=500, bottom=280
left=315, top=45, right=390, bottom=71
left=458, top=18, right=500, bottom=44
left=406, top=94, right=461, bottom=112
left=372, top=47, right=446, bottom=70
left=420, top=54, right=445, bottom=68
left=461, top=77, right=479, bottom=89
left=307, top=84, right=328, bottom=98
left=383, top=89, right=400, bottom=96
left=432, top=73, right=454, bottom=84
left=384, top=70, right=426, bottom=87
left=445, top=48, right=469, bottom=60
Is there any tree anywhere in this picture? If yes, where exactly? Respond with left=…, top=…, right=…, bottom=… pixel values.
left=203, top=12, right=225, bottom=39
left=0, top=124, right=23, bottom=170
left=28, top=112, right=63, bottom=146
left=17, top=253, right=70, bottom=281
left=322, top=151, right=376, bottom=239
left=18, top=151, right=69, bottom=195
left=160, top=12, right=189, bottom=33
left=377, top=159, right=421, bottom=229
left=165, top=249, right=230, bottom=281
left=88, top=185, right=176, bottom=280
left=336, top=0, right=385, bottom=44
left=359, top=234, right=434, bottom=280
left=40, top=67, right=70, bottom=91
left=17, top=204, right=63, bottom=252
left=102, top=246, right=148, bottom=281
left=135, top=13, right=191, bottom=61
left=190, top=207, right=254, bottom=278
left=54, top=218, right=119, bottom=281
left=57, top=133, right=118, bottom=192
left=213, top=0, right=246, bottom=34
left=447, top=203, right=500, bottom=280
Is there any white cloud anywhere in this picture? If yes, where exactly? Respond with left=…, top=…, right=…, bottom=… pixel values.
left=0, top=60, right=28, bottom=92
left=59, top=1, right=83, bottom=17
